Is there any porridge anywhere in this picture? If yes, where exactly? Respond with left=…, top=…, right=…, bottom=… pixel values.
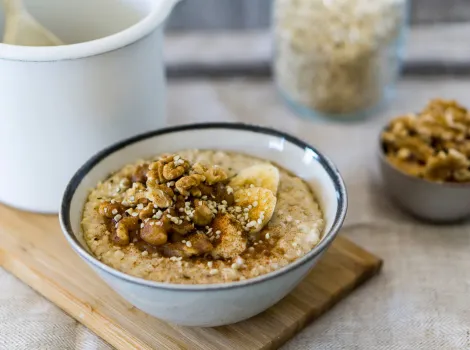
left=82, top=150, right=324, bottom=284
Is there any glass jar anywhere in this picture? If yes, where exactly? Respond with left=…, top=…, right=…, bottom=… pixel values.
left=272, top=0, right=409, bottom=121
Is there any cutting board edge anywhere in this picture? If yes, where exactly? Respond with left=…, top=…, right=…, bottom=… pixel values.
left=0, top=238, right=383, bottom=350
left=0, top=247, right=152, bottom=350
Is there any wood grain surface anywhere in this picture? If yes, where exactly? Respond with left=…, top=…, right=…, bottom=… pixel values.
left=0, top=204, right=382, bottom=350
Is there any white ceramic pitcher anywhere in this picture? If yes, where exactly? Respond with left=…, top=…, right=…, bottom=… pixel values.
left=0, top=0, right=180, bottom=213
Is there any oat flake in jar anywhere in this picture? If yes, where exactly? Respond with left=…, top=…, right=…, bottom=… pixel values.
left=272, top=0, right=408, bottom=121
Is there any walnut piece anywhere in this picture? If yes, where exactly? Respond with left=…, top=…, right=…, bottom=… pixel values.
left=163, top=158, right=190, bottom=181
left=131, top=164, right=149, bottom=184
left=213, top=182, right=234, bottom=205
left=161, top=233, right=213, bottom=258
left=140, top=220, right=168, bottom=246
left=112, top=217, right=139, bottom=246
left=147, top=162, right=165, bottom=184
left=161, top=242, right=189, bottom=258
left=205, top=166, right=228, bottom=185
left=175, top=174, right=205, bottom=196
left=138, top=203, right=154, bottom=220
left=424, top=149, right=470, bottom=182
left=146, top=184, right=174, bottom=208
left=188, top=233, right=214, bottom=255
left=146, top=155, right=174, bottom=183
left=98, top=201, right=124, bottom=219
left=198, top=183, right=214, bottom=197
left=191, top=162, right=207, bottom=175
left=382, top=99, right=470, bottom=183
left=192, top=200, right=213, bottom=226
left=122, top=182, right=146, bottom=206
left=169, top=221, right=195, bottom=235
left=189, top=187, right=202, bottom=197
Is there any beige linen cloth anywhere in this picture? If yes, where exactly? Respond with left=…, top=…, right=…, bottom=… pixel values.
left=1, top=77, right=470, bottom=350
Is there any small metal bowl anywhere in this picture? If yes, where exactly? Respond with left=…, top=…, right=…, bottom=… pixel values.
left=378, top=135, right=470, bottom=223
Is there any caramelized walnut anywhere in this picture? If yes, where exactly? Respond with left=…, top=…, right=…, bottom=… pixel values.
left=190, top=187, right=202, bottom=197
left=189, top=233, right=214, bottom=255
left=198, top=183, right=214, bottom=197
left=174, top=195, right=186, bottom=213
left=112, top=217, right=139, bottom=246
left=192, top=200, right=213, bottom=226
left=137, top=197, right=149, bottom=206
left=169, top=221, right=195, bottom=235
left=160, top=208, right=195, bottom=235
left=191, top=162, right=227, bottom=185
left=213, top=183, right=234, bottom=205
left=123, top=182, right=146, bottom=206
left=140, top=220, right=168, bottom=246
left=134, top=241, right=160, bottom=254
left=161, top=233, right=213, bottom=258
left=163, top=158, right=190, bottom=181
left=147, top=162, right=165, bottom=184
left=98, top=201, right=124, bottom=218
left=161, top=242, right=190, bottom=258
left=175, top=174, right=205, bottom=196
left=146, top=184, right=174, bottom=208
left=205, top=166, right=228, bottom=185
left=146, top=155, right=174, bottom=183
left=169, top=232, right=186, bottom=243
left=191, top=162, right=207, bottom=175
left=138, top=203, right=154, bottom=220
left=131, top=164, right=149, bottom=184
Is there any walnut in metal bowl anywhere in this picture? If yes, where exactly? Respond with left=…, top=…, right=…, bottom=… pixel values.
left=379, top=99, right=470, bottom=222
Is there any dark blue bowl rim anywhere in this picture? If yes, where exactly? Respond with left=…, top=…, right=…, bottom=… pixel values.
left=60, top=122, right=348, bottom=291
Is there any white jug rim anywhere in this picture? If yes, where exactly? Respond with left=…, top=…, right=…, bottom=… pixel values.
left=0, top=0, right=180, bottom=62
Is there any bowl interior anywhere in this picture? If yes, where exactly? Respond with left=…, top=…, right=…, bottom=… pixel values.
left=0, top=0, right=154, bottom=44
left=63, top=125, right=346, bottom=280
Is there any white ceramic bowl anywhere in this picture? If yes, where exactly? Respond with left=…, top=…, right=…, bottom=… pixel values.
left=60, top=123, right=347, bottom=327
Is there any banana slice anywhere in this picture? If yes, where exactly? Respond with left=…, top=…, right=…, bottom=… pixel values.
left=234, top=187, right=277, bottom=233
left=229, top=164, right=280, bottom=194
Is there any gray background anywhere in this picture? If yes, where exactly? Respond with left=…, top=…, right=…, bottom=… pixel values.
left=166, top=0, right=470, bottom=31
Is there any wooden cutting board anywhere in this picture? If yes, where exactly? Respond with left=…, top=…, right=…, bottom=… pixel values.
left=0, top=204, right=382, bottom=350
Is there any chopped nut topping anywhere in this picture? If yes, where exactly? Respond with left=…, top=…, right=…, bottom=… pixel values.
left=138, top=203, right=154, bottom=220
left=162, top=233, right=213, bottom=258
left=205, top=166, right=228, bottom=185
left=97, top=153, right=278, bottom=263
left=112, top=217, right=139, bottom=246
left=140, top=219, right=168, bottom=246
left=146, top=184, right=174, bottom=208
left=98, top=201, right=124, bottom=219
left=382, top=99, right=470, bottom=183
left=131, top=164, right=149, bottom=184
left=192, top=200, right=213, bottom=226
left=175, top=174, right=205, bottom=196
left=162, top=159, right=190, bottom=181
